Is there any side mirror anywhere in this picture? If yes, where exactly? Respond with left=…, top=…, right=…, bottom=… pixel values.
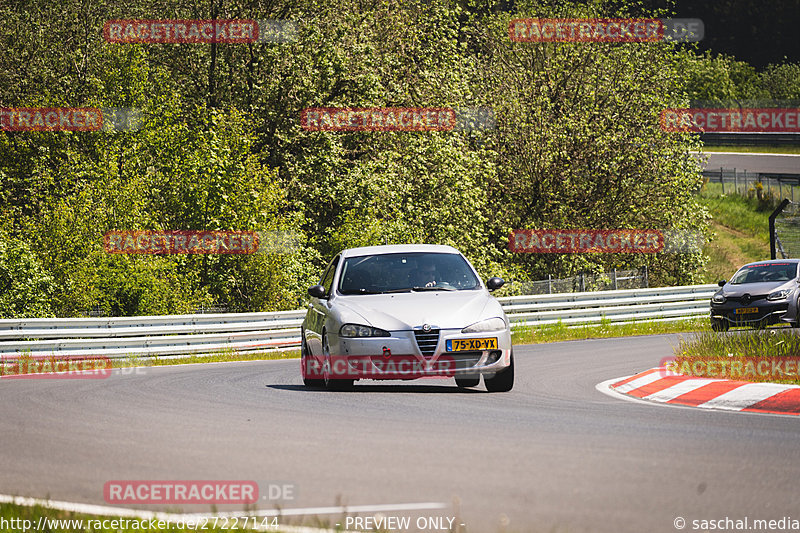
left=486, top=277, right=505, bottom=291
left=718, top=280, right=726, bottom=287
left=308, top=285, right=327, bottom=298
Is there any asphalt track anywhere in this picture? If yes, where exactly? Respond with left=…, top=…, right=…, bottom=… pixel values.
left=701, top=152, right=800, bottom=174
left=2, top=334, right=800, bottom=533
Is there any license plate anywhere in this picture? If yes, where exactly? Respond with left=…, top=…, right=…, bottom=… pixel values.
left=447, top=338, right=498, bottom=352
left=735, top=307, right=759, bottom=314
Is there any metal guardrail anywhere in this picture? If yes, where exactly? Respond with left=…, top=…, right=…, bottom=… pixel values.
left=0, top=284, right=717, bottom=359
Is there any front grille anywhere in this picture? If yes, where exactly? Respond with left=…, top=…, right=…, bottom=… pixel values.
left=446, top=351, right=483, bottom=369
left=727, top=294, right=767, bottom=304
left=414, top=329, right=440, bottom=357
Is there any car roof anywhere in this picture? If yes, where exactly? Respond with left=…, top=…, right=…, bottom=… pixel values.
left=339, top=244, right=462, bottom=258
left=740, top=259, right=800, bottom=267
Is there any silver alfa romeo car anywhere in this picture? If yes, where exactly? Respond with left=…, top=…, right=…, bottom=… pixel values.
left=300, top=244, right=514, bottom=391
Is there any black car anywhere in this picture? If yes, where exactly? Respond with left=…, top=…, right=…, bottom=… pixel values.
left=710, top=259, right=800, bottom=331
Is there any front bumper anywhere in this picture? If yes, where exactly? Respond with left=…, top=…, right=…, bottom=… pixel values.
left=323, top=328, right=513, bottom=380
left=711, top=299, right=790, bottom=326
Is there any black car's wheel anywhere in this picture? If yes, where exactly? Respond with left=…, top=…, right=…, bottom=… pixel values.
left=322, top=332, right=354, bottom=391
left=455, top=375, right=480, bottom=388
left=793, top=299, right=800, bottom=328
left=711, top=319, right=729, bottom=332
left=485, top=352, right=514, bottom=393
left=301, top=333, right=324, bottom=388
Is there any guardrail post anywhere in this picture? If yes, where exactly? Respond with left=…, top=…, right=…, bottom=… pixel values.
left=612, top=268, right=617, bottom=290
left=548, top=274, right=552, bottom=294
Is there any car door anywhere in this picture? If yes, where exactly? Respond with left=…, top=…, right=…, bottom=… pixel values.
left=306, top=254, right=340, bottom=357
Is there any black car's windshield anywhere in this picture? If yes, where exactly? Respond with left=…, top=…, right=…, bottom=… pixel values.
left=338, top=252, right=480, bottom=294
left=730, top=263, right=797, bottom=284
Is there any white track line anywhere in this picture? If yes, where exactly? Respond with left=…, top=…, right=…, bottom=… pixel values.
left=643, top=378, right=723, bottom=402
left=0, top=494, right=446, bottom=532
left=612, top=371, right=664, bottom=393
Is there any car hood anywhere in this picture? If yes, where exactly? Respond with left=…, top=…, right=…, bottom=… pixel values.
left=332, top=290, right=503, bottom=330
left=722, top=281, right=794, bottom=297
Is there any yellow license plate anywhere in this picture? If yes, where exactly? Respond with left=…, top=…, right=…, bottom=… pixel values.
left=735, top=307, right=759, bottom=314
left=447, top=338, right=498, bottom=352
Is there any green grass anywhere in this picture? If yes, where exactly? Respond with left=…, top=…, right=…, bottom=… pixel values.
left=673, top=329, right=800, bottom=385
left=702, top=145, right=800, bottom=154
left=511, top=317, right=709, bottom=345
left=697, top=183, right=774, bottom=283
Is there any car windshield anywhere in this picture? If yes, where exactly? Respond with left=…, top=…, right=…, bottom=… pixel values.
left=337, top=252, right=481, bottom=294
left=730, top=263, right=797, bottom=284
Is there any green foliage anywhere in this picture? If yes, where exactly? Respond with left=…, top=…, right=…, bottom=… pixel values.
left=1, top=0, right=754, bottom=316
left=0, top=234, right=54, bottom=317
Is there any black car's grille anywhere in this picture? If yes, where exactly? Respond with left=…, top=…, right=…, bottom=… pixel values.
left=727, top=294, right=768, bottom=304
left=414, top=329, right=440, bottom=357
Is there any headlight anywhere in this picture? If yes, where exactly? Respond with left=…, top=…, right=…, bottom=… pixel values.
left=712, top=293, right=726, bottom=304
left=767, top=289, right=791, bottom=301
left=339, top=324, right=391, bottom=337
left=462, top=317, right=507, bottom=333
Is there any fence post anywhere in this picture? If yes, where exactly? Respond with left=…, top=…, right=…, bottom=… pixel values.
left=643, top=265, right=648, bottom=288
left=720, top=167, right=725, bottom=194
left=548, top=274, right=552, bottom=295
left=612, top=268, right=617, bottom=290
left=734, top=168, right=737, bottom=194
left=579, top=272, right=585, bottom=292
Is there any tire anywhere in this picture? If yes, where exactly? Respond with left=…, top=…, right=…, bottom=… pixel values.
left=322, top=332, right=354, bottom=391
left=711, top=319, right=729, bottom=332
left=455, top=375, right=480, bottom=388
left=301, top=333, right=324, bottom=388
left=485, top=353, right=514, bottom=393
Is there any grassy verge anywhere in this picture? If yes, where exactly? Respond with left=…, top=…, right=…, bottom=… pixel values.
left=697, top=183, right=773, bottom=283
left=672, top=329, right=800, bottom=385
left=702, top=145, right=800, bottom=154
left=511, top=317, right=710, bottom=345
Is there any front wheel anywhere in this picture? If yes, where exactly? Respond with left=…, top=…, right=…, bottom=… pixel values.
left=485, top=353, right=514, bottom=392
left=301, top=334, right=324, bottom=388
left=711, top=319, right=729, bottom=332
left=322, top=332, right=354, bottom=391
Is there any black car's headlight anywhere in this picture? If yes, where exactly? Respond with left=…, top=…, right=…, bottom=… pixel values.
left=767, top=289, right=791, bottom=301
left=340, top=324, right=391, bottom=337
left=712, top=293, right=726, bottom=304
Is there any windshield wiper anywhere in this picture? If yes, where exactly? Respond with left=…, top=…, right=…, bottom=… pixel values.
left=411, top=286, right=457, bottom=291
left=339, top=289, right=382, bottom=295
left=381, top=288, right=413, bottom=293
